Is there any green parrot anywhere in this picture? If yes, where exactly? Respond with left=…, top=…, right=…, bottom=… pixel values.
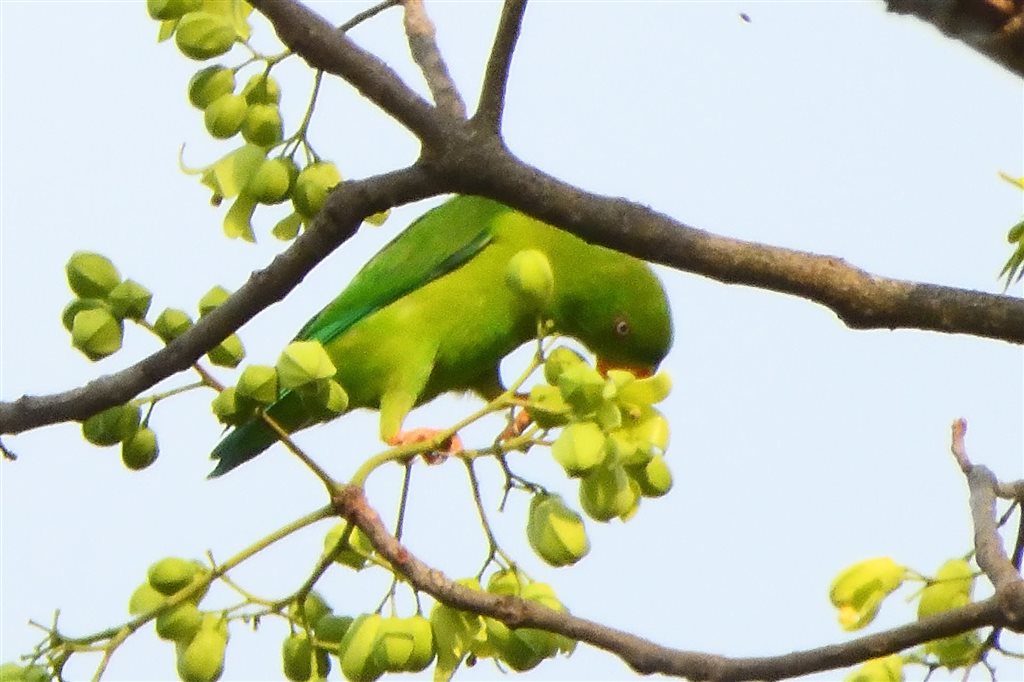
left=209, top=195, right=672, bottom=477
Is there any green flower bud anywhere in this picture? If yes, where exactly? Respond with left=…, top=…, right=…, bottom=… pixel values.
left=206, top=334, right=245, bottom=368
left=66, top=251, right=120, bottom=298
left=246, top=158, right=294, bottom=205
left=338, top=614, right=384, bottom=682
left=277, top=340, right=336, bottom=390
left=148, top=557, right=200, bottom=595
left=527, top=493, right=590, bottom=566
left=61, top=298, right=109, bottom=332
left=505, top=249, right=554, bottom=309
left=147, top=0, right=201, bottom=20
left=374, top=615, right=434, bottom=673
left=241, top=74, right=281, bottom=105
left=107, top=279, right=153, bottom=320
left=204, top=93, right=246, bottom=139
left=579, top=464, right=640, bottom=522
left=616, top=370, right=672, bottom=406
left=288, top=591, right=332, bottom=627
left=0, top=664, right=48, bottom=682
left=241, top=104, right=283, bottom=146
left=298, top=378, right=349, bottom=420
left=552, top=422, right=607, bottom=476
left=156, top=601, right=203, bottom=642
left=292, top=162, right=341, bottom=218
left=401, top=615, right=435, bottom=672
left=557, top=362, right=606, bottom=415
left=188, top=65, right=235, bottom=109
left=845, top=655, right=904, bottom=682
left=176, top=626, right=227, bottom=682
left=544, top=346, right=586, bottom=385
left=486, top=568, right=523, bottom=597
left=211, top=387, right=257, bottom=426
left=314, top=613, right=353, bottom=651
left=323, top=522, right=374, bottom=569
left=71, top=307, right=123, bottom=360
left=174, top=11, right=236, bottom=61
left=121, top=426, right=159, bottom=470
left=153, top=308, right=194, bottom=343
left=918, top=559, right=981, bottom=667
left=628, top=453, right=673, bottom=497
left=128, top=582, right=167, bottom=615
left=925, top=632, right=982, bottom=669
left=236, top=364, right=278, bottom=405
left=1008, top=218, right=1024, bottom=244
left=829, top=557, right=906, bottom=631
left=82, top=404, right=141, bottom=447
left=624, top=407, right=670, bottom=454
left=281, top=632, right=330, bottom=681
left=197, top=285, right=230, bottom=316
left=526, top=384, right=571, bottom=429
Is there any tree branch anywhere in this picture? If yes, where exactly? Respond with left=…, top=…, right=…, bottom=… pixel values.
left=401, top=0, right=466, bottom=119
left=474, top=0, right=529, bottom=131
left=884, top=0, right=1024, bottom=79
left=949, top=419, right=1024, bottom=627
left=334, top=485, right=1012, bottom=682
left=0, top=167, right=444, bottom=436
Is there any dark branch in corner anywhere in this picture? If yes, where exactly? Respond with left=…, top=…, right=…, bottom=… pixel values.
left=884, top=0, right=1024, bottom=78
left=335, top=485, right=1010, bottom=682
left=474, top=0, right=530, bottom=131
left=0, top=167, right=443, bottom=435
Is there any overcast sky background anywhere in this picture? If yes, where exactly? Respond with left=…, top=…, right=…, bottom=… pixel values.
left=1, top=1, right=1022, bottom=681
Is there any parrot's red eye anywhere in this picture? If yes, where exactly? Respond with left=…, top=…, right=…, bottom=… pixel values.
left=614, top=318, right=630, bottom=336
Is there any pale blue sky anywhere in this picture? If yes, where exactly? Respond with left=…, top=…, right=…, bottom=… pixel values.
left=1, top=1, right=1022, bottom=680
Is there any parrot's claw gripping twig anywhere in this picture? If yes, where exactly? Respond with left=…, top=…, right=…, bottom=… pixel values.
left=388, top=428, right=464, bottom=463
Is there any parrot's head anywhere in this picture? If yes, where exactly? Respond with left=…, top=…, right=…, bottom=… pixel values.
left=555, top=255, right=673, bottom=376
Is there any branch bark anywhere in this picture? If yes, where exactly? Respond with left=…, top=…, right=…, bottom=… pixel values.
left=474, top=0, right=529, bottom=131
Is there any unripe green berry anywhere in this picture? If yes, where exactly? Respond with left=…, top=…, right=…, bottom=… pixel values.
left=211, top=387, right=256, bottom=426
left=204, top=93, right=246, bottom=139
left=505, top=249, right=554, bottom=309
left=156, top=601, right=203, bottom=642
left=71, top=308, right=123, bottom=360
left=198, top=285, right=231, bottom=317
left=128, top=582, right=167, bottom=615
left=277, top=341, right=336, bottom=390
left=188, top=65, right=235, bottom=109
left=323, top=522, right=373, bottom=569
left=207, top=334, right=245, bottom=368
left=62, top=298, right=109, bottom=332
left=298, top=378, right=349, bottom=420
left=526, top=493, right=590, bottom=566
left=148, top=557, right=200, bottom=595
left=544, top=346, right=586, bottom=385
left=281, top=632, right=330, bottom=681
left=175, top=11, right=236, bottom=61
left=629, top=453, right=673, bottom=497
left=153, top=308, right=194, bottom=343
left=314, top=614, right=353, bottom=650
left=291, top=162, right=341, bottom=218
left=551, top=422, right=607, bottom=476
left=288, top=591, right=332, bottom=627
left=338, top=614, right=384, bottom=682
left=121, top=426, right=159, bottom=470
left=236, top=364, right=278, bottom=405
left=82, top=404, right=141, bottom=447
left=66, top=251, right=121, bottom=298
left=526, top=384, right=571, bottom=429
left=107, top=279, right=153, bottom=320
left=176, top=627, right=227, bottom=682
left=246, top=158, right=294, bottom=205
left=579, top=464, right=640, bottom=522
left=147, top=0, right=201, bottom=20
left=241, top=74, right=280, bottom=105
left=241, top=103, right=283, bottom=147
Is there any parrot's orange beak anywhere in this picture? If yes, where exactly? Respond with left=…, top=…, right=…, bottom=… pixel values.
left=596, top=357, right=655, bottom=379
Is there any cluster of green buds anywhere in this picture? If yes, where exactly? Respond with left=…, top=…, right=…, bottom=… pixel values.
left=844, top=654, right=903, bottom=682
left=190, top=69, right=283, bottom=146
left=63, top=252, right=152, bottom=361
left=150, top=284, right=246, bottom=368
left=330, top=612, right=435, bottom=682
left=127, top=557, right=227, bottom=682
left=279, top=592, right=336, bottom=681
left=916, top=558, right=982, bottom=668
left=212, top=341, right=347, bottom=427
left=528, top=347, right=673, bottom=526
left=147, top=0, right=252, bottom=62
left=81, top=404, right=159, bottom=471
left=828, top=557, right=907, bottom=631
left=430, top=569, right=575, bottom=677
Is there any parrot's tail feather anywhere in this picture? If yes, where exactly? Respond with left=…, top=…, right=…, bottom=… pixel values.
left=208, top=421, right=278, bottom=478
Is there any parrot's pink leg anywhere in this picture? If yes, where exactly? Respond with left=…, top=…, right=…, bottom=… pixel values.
left=388, top=428, right=464, bottom=463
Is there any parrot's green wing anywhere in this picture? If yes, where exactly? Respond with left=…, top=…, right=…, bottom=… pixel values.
left=209, top=196, right=508, bottom=477
left=294, top=196, right=507, bottom=346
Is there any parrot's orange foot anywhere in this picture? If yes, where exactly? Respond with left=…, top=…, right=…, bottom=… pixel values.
left=499, top=408, right=533, bottom=441
left=388, top=428, right=464, bottom=464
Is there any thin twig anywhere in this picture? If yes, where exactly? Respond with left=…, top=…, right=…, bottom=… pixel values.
left=401, top=0, right=466, bottom=118
left=475, top=0, right=529, bottom=131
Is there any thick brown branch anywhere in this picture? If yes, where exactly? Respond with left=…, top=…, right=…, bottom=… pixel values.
left=474, top=0, right=529, bottom=131
left=401, top=0, right=466, bottom=118
left=0, top=167, right=443, bottom=436
left=440, top=147, right=1024, bottom=344
left=248, top=0, right=449, bottom=145
left=885, top=0, right=1024, bottom=78
left=335, top=486, right=1010, bottom=681
left=949, top=419, right=1024, bottom=627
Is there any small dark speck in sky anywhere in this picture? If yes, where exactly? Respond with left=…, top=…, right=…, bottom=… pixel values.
left=740, top=12, right=751, bottom=23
